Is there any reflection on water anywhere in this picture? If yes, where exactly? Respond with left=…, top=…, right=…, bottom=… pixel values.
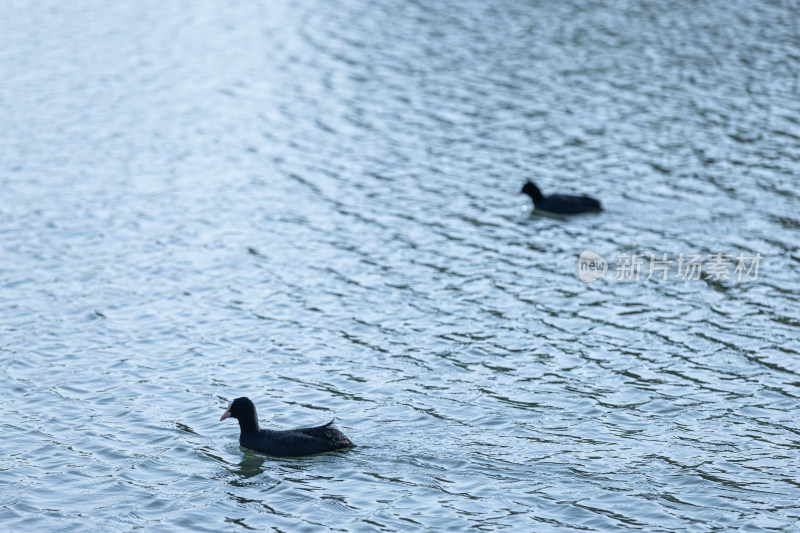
left=230, top=452, right=268, bottom=483
left=2, top=0, right=800, bottom=530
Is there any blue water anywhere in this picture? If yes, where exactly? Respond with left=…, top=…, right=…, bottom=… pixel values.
left=2, top=0, right=800, bottom=531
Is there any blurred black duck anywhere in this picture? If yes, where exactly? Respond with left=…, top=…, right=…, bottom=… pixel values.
left=519, top=181, right=602, bottom=214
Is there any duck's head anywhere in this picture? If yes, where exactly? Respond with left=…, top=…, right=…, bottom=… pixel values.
left=519, top=181, right=544, bottom=203
left=220, top=397, right=257, bottom=422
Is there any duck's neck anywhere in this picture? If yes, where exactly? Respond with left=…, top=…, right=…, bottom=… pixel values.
left=237, top=413, right=260, bottom=435
left=526, top=183, right=544, bottom=204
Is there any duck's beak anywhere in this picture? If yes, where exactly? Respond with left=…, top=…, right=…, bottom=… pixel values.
left=220, top=411, right=231, bottom=421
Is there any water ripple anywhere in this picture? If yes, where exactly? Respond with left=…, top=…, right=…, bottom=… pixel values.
left=1, top=0, right=800, bottom=531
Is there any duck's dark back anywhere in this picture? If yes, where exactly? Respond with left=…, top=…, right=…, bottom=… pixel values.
left=539, top=194, right=602, bottom=214
left=240, top=426, right=355, bottom=457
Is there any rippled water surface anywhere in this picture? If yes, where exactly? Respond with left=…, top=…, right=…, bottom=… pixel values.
left=2, top=0, right=800, bottom=531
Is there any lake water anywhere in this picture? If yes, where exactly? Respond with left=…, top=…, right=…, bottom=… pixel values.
left=2, top=0, right=800, bottom=531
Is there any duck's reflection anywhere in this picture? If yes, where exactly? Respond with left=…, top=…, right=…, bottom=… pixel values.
left=231, top=449, right=267, bottom=481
